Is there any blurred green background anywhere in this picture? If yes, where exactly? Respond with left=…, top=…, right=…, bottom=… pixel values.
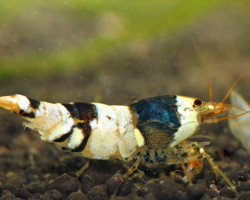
left=0, top=0, right=249, bottom=103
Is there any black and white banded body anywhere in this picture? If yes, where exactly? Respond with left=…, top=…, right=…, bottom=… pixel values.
left=0, top=92, right=246, bottom=165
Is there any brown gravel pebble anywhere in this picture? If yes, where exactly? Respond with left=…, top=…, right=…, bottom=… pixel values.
left=25, top=167, right=44, bottom=182
left=41, top=193, right=56, bottom=200
left=187, top=183, right=207, bottom=199
left=178, top=191, right=189, bottom=200
left=87, top=185, right=108, bottom=200
left=85, top=161, right=117, bottom=185
left=32, top=193, right=43, bottom=199
left=0, top=172, right=7, bottom=184
left=80, top=174, right=96, bottom=194
left=238, top=191, right=250, bottom=200
left=219, top=186, right=236, bottom=198
left=26, top=181, right=46, bottom=194
left=207, top=189, right=219, bottom=198
left=1, top=191, right=15, bottom=200
left=117, top=179, right=133, bottom=196
left=126, top=192, right=144, bottom=200
left=47, top=174, right=79, bottom=196
left=1, top=191, right=16, bottom=200
left=43, top=189, right=64, bottom=200
left=4, top=173, right=26, bottom=188
left=105, top=173, right=122, bottom=196
left=200, top=193, right=212, bottom=200
left=10, top=187, right=31, bottom=199
left=144, top=192, right=157, bottom=200
left=237, top=181, right=250, bottom=192
left=66, top=191, right=88, bottom=200
left=136, top=184, right=151, bottom=197
left=156, top=177, right=185, bottom=200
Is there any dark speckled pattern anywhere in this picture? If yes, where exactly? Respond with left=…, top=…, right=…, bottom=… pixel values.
left=130, top=95, right=181, bottom=149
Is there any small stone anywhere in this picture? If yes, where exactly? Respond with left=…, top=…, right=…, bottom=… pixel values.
left=87, top=185, right=108, bottom=200
left=126, top=192, right=144, bottom=200
left=47, top=174, right=79, bottom=196
left=105, top=173, right=122, bottom=195
left=5, top=173, right=26, bottom=188
left=136, top=185, right=150, bottom=197
left=1, top=191, right=15, bottom=200
left=0, top=172, right=7, bottom=183
left=40, top=193, right=54, bottom=200
left=207, top=189, right=219, bottom=198
left=85, top=160, right=115, bottom=185
left=200, top=193, right=212, bottom=200
left=80, top=175, right=96, bottom=194
left=118, top=179, right=133, bottom=196
left=237, top=182, right=250, bottom=192
left=66, top=191, right=88, bottom=200
left=10, top=188, right=31, bottom=199
left=26, top=182, right=46, bottom=194
left=156, top=177, right=185, bottom=200
left=187, top=183, right=207, bottom=199
left=238, top=191, right=250, bottom=200
left=144, top=192, right=157, bottom=200
left=60, top=155, right=87, bottom=171
left=220, top=186, right=236, bottom=198
left=44, top=189, right=64, bottom=200
left=25, top=167, right=43, bottom=182
left=178, top=191, right=189, bottom=200
left=32, top=193, right=43, bottom=199
left=144, top=182, right=159, bottom=194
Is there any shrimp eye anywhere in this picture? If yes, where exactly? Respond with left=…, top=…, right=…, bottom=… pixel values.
left=194, top=98, right=203, bottom=106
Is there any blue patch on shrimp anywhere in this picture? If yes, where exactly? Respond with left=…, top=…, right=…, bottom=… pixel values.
left=130, top=95, right=181, bottom=149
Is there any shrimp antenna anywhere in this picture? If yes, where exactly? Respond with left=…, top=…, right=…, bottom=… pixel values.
left=206, top=110, right=250, bottom=123
left=221, top=66, right=249, bottom=104
left=192, top=39, right=213, bottom=102
left=223, top=103, right=247, bottom=112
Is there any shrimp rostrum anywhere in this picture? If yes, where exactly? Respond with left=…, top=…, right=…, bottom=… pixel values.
left=0, top=69, right=248, bottom=193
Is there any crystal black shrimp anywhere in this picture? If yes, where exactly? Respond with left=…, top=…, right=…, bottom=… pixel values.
left=0, top=67, right=248, bottom=195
